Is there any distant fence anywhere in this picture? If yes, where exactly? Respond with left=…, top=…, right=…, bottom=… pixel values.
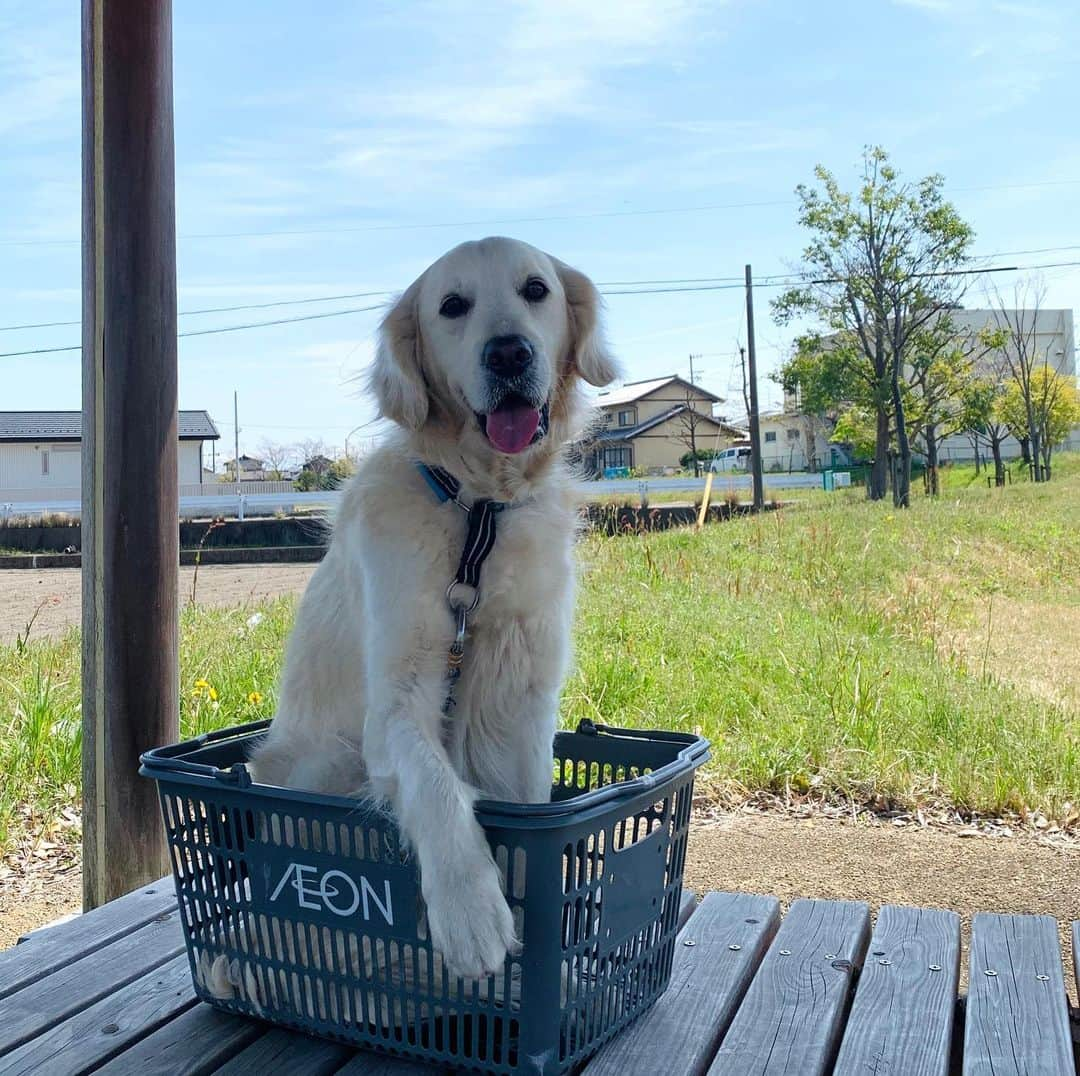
left=0, top=480, right=296, bottom=503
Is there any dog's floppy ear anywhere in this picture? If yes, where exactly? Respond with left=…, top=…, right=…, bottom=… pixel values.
left=555, top=259, right=620, bottom=387
left=370, top=281, right=429, bottom=430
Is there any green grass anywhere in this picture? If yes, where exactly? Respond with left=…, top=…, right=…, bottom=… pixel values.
left=2, top=455, right=1078, bottom=852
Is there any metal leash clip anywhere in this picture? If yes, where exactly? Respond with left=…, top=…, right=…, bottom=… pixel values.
left=443, top=584, right=478, bottom=714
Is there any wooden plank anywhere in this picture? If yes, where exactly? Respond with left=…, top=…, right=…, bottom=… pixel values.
left=0, top=908, right=184, bottom=1054
left=0, top=953, right=195, bottom=1076
left=962, top=913, right=1073, bottom=1076
left=583, top=892, right=781, bottom=1076
left=94, top=1004, right=264, bottom=1075
left=833, top=904, right=961, bottom=1076
left=709, top=898, right=871, bottom=1076
left=332, top=1049, right=439, bottom=1074
left=0, top=877, right=175, bottom=1000
left=81, top=0, right=180, bottom=909
left=211, top=1029, right=353, bottom=1075
left=1073, top=921, right=1079, bottom=1009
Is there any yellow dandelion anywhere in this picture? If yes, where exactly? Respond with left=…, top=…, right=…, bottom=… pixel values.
left=248, top=691, right=263, bottom=706
left=207, top=686, right=218, bottom=701
left=194, top=678, right=210, bottom=689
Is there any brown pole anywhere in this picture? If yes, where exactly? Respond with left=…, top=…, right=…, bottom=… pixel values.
left=82, top=0, right=178, bottom=908
left=744, top=264, right=766, bottom=511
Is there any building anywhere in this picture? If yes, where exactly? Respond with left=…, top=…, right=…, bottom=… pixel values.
left=0, top=410, right=219, bottom=496
left=937, top=308, right=1077, bottom=461
left=223, top=454, right=268, bottom=481
left=585, top=375, right=745, bottom=474
left=782, top=308, right=1078, bottom=464
left=757, top=411, right=851, bottom=472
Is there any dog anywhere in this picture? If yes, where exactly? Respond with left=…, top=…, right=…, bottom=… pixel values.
left=248, top=236, right=618, bottom=981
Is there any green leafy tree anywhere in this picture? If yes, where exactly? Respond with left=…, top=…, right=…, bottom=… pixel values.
left=999, top=368, right=1080, bottom=481
left=773, top=147, right=975, bottom=507
left=961, top=375, right=1010, bottom=486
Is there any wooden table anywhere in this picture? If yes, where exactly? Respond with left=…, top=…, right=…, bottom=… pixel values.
left=1, top=879, right=1076, bottom=1075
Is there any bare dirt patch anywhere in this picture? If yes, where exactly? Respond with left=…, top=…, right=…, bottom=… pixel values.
left=685, top=810, right=1080, bottom=1006
left=0, top=564, right=316, bottom=645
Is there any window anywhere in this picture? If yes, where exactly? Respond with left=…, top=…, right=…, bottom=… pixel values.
left=617, top=409, right=634, bottom=427
left=41, top=451, right=49, bottom=475
left=787, top=428, right=801, bottom=440
left=764, top=431, right=777, bottom=443
left=602, top=446, right=632, bottom=469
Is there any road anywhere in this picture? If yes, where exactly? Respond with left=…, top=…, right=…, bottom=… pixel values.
left=0, top=472, right=829, bottom=521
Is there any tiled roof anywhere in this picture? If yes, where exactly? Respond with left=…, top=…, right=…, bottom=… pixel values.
left=595, top=375, right=724, bottom=408
left=0, top=410, right=220, bottom=442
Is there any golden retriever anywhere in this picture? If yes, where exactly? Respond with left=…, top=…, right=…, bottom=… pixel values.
left=248, top=236, right=618, bottom=980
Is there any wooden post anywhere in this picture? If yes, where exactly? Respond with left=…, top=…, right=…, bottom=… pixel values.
left=82, top=0, right=178, bottom=908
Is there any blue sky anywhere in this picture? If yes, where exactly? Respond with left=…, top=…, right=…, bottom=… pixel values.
left=2, top=0, right=1078, bottom=463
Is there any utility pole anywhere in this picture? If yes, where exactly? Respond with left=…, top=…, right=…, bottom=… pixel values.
left=744, top=266, right=765, bottom=511
left=233, top=391, right=240, bottom=486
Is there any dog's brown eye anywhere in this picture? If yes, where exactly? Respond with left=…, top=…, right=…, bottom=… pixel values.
left=439, top=294, right=470, bottom=319
left=522, top=278, right=549, bottom=303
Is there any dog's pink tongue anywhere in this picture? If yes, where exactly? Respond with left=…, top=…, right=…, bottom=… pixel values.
left=485, top=404, right=541, bottom=454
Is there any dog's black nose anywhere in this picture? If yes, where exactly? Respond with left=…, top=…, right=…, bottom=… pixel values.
left=482, top=334, right=534, bottom=378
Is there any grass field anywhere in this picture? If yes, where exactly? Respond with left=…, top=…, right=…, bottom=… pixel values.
left=1, top=455, right=1077, bottom=853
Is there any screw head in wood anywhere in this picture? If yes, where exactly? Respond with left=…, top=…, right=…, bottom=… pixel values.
left=929, top=964, right=942, bottom=971
left=1036, top=974, right=1050, bottom=981
left=878, top=959, right=892, bottom=966
left=984, top=969, right=998, bottom=977
left=683, top=939, right=696, bottom=947
left=824, top=953, right=835, bottom=959
left=778, top=949, right=791, bottom=955
left=728, top=944, right=742, bottom=951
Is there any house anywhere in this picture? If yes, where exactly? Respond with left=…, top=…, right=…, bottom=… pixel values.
left=0, top=410, right=219, bottom=495
left=224, top=454, right=268, bottom=481
left=584, top=375, right=744, bottom=474
left=757, top=411, right=850, bottom=472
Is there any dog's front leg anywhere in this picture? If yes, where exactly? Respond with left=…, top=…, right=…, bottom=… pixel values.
left=361, top=584, right=517, bottom=981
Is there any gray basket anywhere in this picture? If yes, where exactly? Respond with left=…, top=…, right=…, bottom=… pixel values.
left=140, top=719, right=709, bottom=1074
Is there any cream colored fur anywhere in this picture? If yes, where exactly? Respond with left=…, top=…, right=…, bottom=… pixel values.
left=248, top=237, right=617, bottom=980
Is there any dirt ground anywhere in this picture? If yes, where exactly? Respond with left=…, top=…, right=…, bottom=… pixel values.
left=0, top=564, right=316, bottom=644
left=2, top=812, right=1077, bottom=1011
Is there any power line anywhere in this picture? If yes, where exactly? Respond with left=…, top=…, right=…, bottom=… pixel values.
left=0, top=302, right=386, bottom=358
left=3, top=258, right=1079, bottom=360
left=6, top=247, right=1079, bottom=336
left=0, top=290, right=394, bottom=333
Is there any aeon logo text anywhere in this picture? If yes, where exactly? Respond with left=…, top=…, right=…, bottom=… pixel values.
left=269, top=862, right=394, bottom=926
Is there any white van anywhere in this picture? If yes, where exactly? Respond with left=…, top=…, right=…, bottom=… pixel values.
left=710, top=445, right=752, bottom=472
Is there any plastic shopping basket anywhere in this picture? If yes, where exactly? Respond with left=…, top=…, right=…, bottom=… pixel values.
left=140, top=718, right=709, bottom=1074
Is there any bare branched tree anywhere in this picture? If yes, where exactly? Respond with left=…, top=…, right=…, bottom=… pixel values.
left=985, top=277, right=1058, bottom=482
left=257, top=440, right=296, bottom=481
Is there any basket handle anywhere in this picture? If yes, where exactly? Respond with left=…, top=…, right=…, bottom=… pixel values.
left=139, top=719, right=271, bottom=786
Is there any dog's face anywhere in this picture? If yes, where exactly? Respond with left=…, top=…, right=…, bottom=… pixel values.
left=372, top=237, right=617, bottom=454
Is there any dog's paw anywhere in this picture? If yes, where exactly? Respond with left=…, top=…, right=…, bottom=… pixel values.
left=424, top=851, right=519, bottom=981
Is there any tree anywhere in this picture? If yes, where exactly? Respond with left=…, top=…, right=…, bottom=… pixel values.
left=985, top=279, right=1063, bottom=481
left=999, top=368, right=1080, bottom=482
left=675, top=394, right=709, bottom=477
left=257, top=440, right=296, bottom=481
left=906, top=323, right=988, bottom=495
left=961, top=375, right=1010, bottom=487
left=773, top=147, right=975, bottom=507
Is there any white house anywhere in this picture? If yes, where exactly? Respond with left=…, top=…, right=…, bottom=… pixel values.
left=0, top=410, right=220, bottom=498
